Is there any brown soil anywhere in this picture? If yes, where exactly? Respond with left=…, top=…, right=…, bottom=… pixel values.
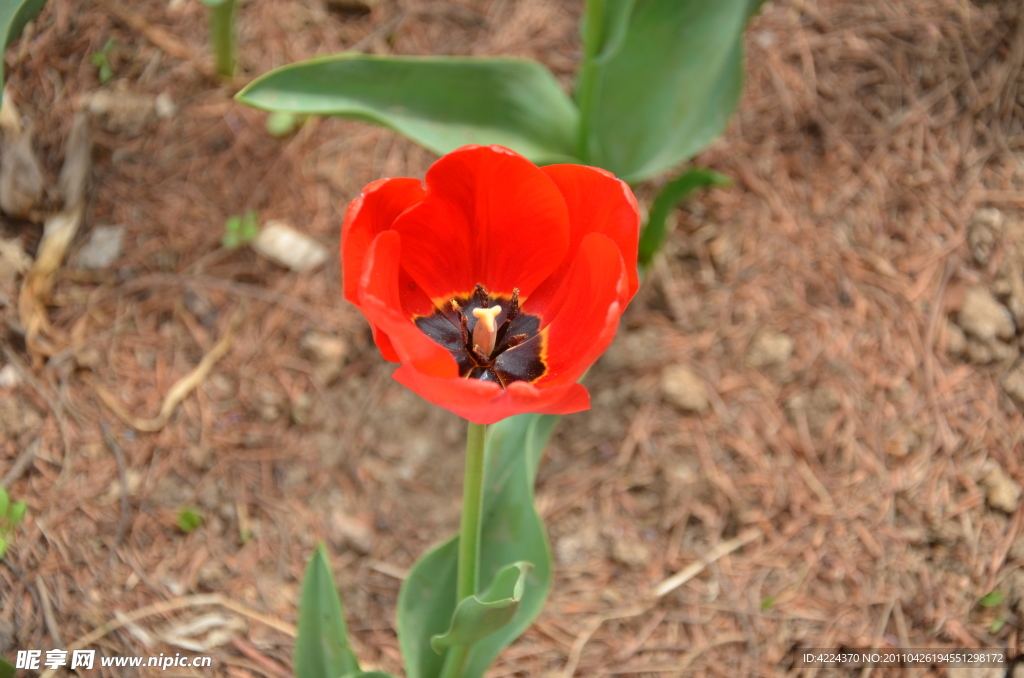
left=2, top=0, right=1024, bottom=676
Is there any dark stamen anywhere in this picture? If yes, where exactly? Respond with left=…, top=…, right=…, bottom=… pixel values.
left=475, top=284, right=489, bottom=307
left=506, top=333, right=528, bottom=348
left=507, top=287, right=520, bottom=321
left=492, top=288, right=519, bottom=352
left=416, top=284, right=543, bottom=388
left=470, top=346, right=490, bottom=365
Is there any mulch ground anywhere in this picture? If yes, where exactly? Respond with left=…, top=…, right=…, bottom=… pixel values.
left=2, top=0, right=1024, bottom=676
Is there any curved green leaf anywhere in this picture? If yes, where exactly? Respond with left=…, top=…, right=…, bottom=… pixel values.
left=580, top=0, right=751, bottom=182
left=342, top=673, right=397, bottom=678
left=430, top=562, right=530, bottom=653
left=638, top=167, right=731, bottom=265
left=397, top=414, right=558, bottom=678
left=0, top=0, right=48, bottom=108
left=236, top=54, right=580, bottom=165
left=0, top=656, right=15, bottom=678
left=295, top=543, right=361, bottom=678
left=398, top=537, right=457, bottom=678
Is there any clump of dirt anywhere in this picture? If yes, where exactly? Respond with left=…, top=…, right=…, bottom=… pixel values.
left=952, top=207, right=1024, bottom=407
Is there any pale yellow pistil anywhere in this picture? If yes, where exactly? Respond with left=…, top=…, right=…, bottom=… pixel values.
left=472, top=305, right=503, bottom=358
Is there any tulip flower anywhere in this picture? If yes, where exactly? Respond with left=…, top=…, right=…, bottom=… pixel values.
left=342, top=144, right=639, bottom=425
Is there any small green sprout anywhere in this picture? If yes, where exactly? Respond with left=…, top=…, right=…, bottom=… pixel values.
left=8, top=500, right=25, bottom=525
left=990, top=617, right=1007, bottom=634
left=979, top=590, right=1005, bottom=608
left=89, top=38, right=117, bottom=84
left=760, top=596, right=776, bottom=611
left=199, top=0, right=236, bottom=78
left=266, top=111, right=303, bottom=137
left=221, top=210, right=259, bottom=249
left=240, top=524, right=253, bottom=544
left=0, top=487, right=28, bottom=559
left=177, top=507, right=204, bottom=533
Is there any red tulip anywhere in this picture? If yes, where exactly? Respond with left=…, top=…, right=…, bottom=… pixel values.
left=341, top=145, right=639, bottom=424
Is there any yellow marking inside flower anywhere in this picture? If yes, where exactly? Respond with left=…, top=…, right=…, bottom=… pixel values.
left=472, top=305, right=502, bottom=357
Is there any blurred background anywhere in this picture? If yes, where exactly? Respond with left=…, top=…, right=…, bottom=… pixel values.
left=1, top=0, right=1024, bottom=675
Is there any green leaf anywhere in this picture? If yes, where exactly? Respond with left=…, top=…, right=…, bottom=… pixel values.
left=637, top=167, right=730, bottom=266
left=0, top=655, right=15, bottom=678
left=176, top=508, right=203, bottom=533
left=580, top=0, right=636, bottom=65
left=759, top=596, right=775, bottom=611
left=579, top=0, right=751, bottom=182
left=979, top=590, right=1005, bottom=608
left=575, top=0, right=636, bottom=158
left=0, top=488, right=8, bottom=519
left=0, top=0, right=48, bottom=108
left=295, top=544, right=361, bottom=678
left=430, top=562, right=530, bottom=653
left=8, top=501, right=25, bottom=526
left=236, top=54, right=580, bottom=165
left=397, top=414, right=557, bottom=678
left=0, top=537, right=7, bottom=559
left=990, top=617, right=1007, bottom=634
left=397, top=538, right=457, bottom=678
left=341, top=673, right=398, bottom=678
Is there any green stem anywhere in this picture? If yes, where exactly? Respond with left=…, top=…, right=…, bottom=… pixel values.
left=208, top=0, right=236, bottom=78
left=439, top=645, right=469, bottom=678
left=457, top=421, right=487, bottom=600
left=439, top=420, right=488, bottom=678
left=575, top=0, right=604, bottom=162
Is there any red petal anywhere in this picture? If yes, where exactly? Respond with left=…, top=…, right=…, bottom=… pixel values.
left=393, top=365, right=591, bottom=424
left=535, top=233, right=627, bottom=386
left=341, top=177, right=425, bottom=306
left=393, top=145, right=571, bottom=302
left=371, top=325, right=400, bottom=363
left=528, top=164, right=639, bottom=312
left=359, top=231, right=459, bottom=376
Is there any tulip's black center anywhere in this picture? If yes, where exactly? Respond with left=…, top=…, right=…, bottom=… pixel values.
left=414, top=284, right=545, bottom=387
